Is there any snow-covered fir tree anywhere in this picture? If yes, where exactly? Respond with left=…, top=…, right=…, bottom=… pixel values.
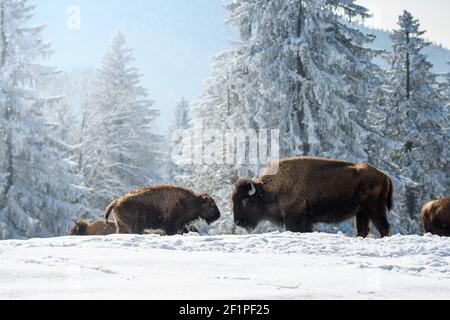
left=167, top=97, right=192, bottom=184
left=38, top=70, right=97, bottom=220
left=443, top=62, right=450, bottom=101
left=0, top=0, right=84, bottom=239
left=186, top=0, right=401, bottom=234
left=382, top=11, right=449, bottom=233
left=36, top=70, right=98, bottom=222
left=224, top=0, right=383, bottom=161
left=172, top=97, right=190, bottom=131
left=79, top=32, right=164, bottom=216
left=187, top=50, right=251, bottom=234
left=36, top=70, right=96, bottom=166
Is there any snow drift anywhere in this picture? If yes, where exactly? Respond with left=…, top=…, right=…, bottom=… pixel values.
left=0, top=232, right=449, bottom=300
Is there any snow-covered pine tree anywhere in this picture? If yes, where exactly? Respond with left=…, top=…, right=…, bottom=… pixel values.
left=37, top=69, right=97, bottom=221
left=79, top=32, right=163, bottom=215
left=36, top=70, right=93, bottom=165
left=187, top=0, right=396, bottom=234
left=224, top=0, right=382, bottom=163
left=172, top=98, right=190, bottom=131
left=186, top=49, right=254, bottom=234
left=443, top=62, right=450, bottom=101
left=445, top=63, right=450, bottom=181
left=383, top=11, right=449, bottom=233
left=36, top=70, right=98, bottom=223
left=0, top=0, right=84, bottom=239
left=167, top=97, right=192, bottom=183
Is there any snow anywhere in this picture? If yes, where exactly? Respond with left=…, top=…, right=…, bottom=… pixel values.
left=1, top=232, right=449, bottom=300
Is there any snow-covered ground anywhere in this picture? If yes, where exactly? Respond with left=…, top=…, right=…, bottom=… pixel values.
left=0, top=232, right=449, bottom=300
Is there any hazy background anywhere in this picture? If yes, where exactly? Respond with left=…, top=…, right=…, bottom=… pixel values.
left=359, top=0, right=450, bottom=48
left=33, top=0, right=450, bottom=131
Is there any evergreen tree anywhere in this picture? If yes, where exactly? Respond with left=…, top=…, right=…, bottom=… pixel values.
left=389, top=11, right=434, bottom=102
left=224, top=0, right=380, bottom=161
left=79, top=32, right=163, bottom=215
left=443, top=62, right=450, bottom=100
left=0, top=0, right=84, bottom=239
left=187, top=0, right=390, bottom=234
left=188, top=50, right=248, bottom=234
left=172, top=97, right=190, bottom=131
left=36, top=70, right=92, bottom=163
left=384, top=11, right=449, bottom=233
left=168, top=97, right=192, bottom=184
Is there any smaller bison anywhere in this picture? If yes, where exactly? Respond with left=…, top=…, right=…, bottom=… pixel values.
left=422, top=197, right=450, bottom=237
left=69, top=220, right=117, bottom=236
left=104, top=185, right=221, bottom=235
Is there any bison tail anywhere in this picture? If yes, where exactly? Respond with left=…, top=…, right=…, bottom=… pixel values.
left=386, top=177, right=394, bottom=211
left=104, top=200, right=117, bottom=225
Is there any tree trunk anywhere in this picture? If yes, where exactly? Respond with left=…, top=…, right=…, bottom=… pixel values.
left=0, top=2, right=13, bottom=207
left=406, top=31, right=411, bottom=100
left=0, top=2, right=6, bottom=67
left=294, top=2, right=310, bottom=156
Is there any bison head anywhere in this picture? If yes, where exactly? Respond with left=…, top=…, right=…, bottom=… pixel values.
left=199, top=194, right=221, bottom=224
left=69, top=220, right=88, bottom=236
left=232, top=179, right=267, bottom=232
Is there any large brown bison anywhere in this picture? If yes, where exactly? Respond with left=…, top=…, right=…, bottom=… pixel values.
left=422, top=197, right=450, bottom=236
left=69, top=220, right=117, bottom=236
left=232, top=157, right=393, bottom=238
left=104, top=185, right=221, bottom=235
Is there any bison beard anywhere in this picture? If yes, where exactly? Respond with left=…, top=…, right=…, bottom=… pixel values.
left=104, top=185, right=221, bottom=235
left=422, top=197, right=450, bottom=237
left=232, top=157, right=394, bottom=238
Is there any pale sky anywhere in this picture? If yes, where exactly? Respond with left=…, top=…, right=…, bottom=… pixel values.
left=33, top=1, right=449, bottom=132
left=357, top=0, right=450, bottom=48
left=34, top=0, right=235, bottom=131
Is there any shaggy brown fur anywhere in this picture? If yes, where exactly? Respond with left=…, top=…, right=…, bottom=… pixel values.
left=422, top=197, right=450, bottom=236
left=232, top=157, right=393, bottom=238
left=104, top=185, right=221, bottom=235
left=69, top=220, right=117, bottom=236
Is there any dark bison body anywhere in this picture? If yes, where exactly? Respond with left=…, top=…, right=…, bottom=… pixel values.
left=232, top=157, right=393, bottom=238
left=69, top=220, right=117, bottom=236
left=422, top=197, right=450, bottom=236
left=104, top=185, right=221, bottom=235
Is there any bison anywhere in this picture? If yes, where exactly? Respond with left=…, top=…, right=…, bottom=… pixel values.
left=104, top=185, right=221, bottom=235
left=69, top=220, right=117, bottom=236
left=422, top=197, right=450, bottom=236
left=232, top=157, right=393, bottom=238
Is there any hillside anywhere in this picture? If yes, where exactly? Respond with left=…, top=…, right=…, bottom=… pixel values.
left=357, top=24, right=450, bottom=73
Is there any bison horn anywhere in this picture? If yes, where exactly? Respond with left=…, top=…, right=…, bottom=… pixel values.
left=249, top=183, right=257, bottom=196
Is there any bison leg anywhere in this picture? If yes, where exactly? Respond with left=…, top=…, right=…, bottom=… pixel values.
left=181, top=224, right=199, bottom=234
left=285, top=213, right=313, bottom=233
left=164, top=227, right=178, bottom=236
left=285, top=199, right=313, bottom=233
left=286, top=220, right=312, bottom=233
left=365, top=202, right=391, bottom=238
left=114, top=212, right=145, bottom=235
left=356, top=211, right=371, bottom=238
left=428, top=223, right=450, bottom=237
left=115, top=219, right=132, bottom=234
left=117, top=221, right=145, bottom=234
left=303, top=221, right=314, bottom=233
left=422, top=214, right=432, bottom=235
